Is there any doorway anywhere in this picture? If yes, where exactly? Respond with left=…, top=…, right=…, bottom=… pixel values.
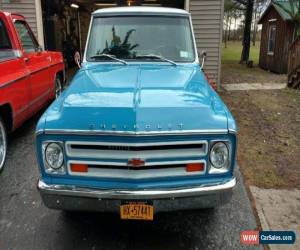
left=41, top=0, right=185, bottom=70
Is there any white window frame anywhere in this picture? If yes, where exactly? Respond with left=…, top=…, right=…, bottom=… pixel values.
left=267, top=23, right=276, bottom=56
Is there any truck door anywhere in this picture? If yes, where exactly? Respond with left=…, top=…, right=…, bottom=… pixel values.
left=0, top=13, right=30, bottom=128
left=13, top=18, right=51, bottom=111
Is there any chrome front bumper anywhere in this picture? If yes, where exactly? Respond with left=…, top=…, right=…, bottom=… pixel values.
left=38, top=177, right=236, bottom=212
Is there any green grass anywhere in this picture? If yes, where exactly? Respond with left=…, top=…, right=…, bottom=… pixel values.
left=221, top=41, right=287, bottom=84
left=222, top=41, right=260, bottom=64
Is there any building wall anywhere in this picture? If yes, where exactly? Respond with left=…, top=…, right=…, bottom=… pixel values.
left=189, top=0, right=224, bottom=84
left=0, top=0, right=38, bottom=36
left=259, top=6, right=294, bottom=74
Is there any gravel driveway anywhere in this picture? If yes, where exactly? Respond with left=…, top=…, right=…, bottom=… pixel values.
left=0, top=114, right=262, bottom=250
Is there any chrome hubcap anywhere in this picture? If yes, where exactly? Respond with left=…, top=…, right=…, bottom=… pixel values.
left=55, top=78, right=62, bottom=99
left=0, top=122, right=6, bottom=171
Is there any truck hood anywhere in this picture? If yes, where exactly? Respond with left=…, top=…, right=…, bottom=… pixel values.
left=43, top=64, right=230, bottom=133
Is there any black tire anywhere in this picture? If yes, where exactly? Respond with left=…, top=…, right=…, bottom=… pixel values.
left=0, top=117, right=7, bottom=173
left=55, top=76, right=62, bottom=99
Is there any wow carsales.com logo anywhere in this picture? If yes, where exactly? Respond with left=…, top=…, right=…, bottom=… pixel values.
left=240, top=231, right=296, bottom=245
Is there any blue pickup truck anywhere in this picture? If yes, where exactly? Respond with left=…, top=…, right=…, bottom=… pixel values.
left=35, top=7, right=237, bottom=221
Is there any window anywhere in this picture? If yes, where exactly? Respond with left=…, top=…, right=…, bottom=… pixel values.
left=86, top=16, right=195, bottom=63
left=0, top=19, right=12, bottom=50
left=0, top=19, right=16, bottom=60
left=268, top=25, right=276, bottom=55
left=14, top=20, right=37, bottom=53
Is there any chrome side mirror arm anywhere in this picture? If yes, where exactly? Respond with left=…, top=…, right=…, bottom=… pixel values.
left=74, top=51, right=81, bottom=69
left=200, top=51, right=207, bottom=70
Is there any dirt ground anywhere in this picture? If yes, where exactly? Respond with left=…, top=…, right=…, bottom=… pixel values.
left=220, top=89, right=300, bottom=189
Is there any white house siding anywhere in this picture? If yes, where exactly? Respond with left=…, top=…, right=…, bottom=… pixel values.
left=0, top=0, right=38, bottom=37
left=189, top=0, right=224, bottom=85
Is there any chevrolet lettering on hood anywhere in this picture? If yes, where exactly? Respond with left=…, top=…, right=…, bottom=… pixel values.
left=89, top=123, right=184, bottom=131
left=35, top=7, right=237, bottom=221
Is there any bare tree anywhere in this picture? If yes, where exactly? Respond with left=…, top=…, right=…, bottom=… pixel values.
left=224, top=0, right=235, bottom=47
left=252, top=0, right=266, bottom=46
left=224, top=0, right=242, bottom=46
left=233, top=0, right=255, bottom=63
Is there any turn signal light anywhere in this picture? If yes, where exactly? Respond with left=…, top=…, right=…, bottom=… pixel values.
left=186, top=163, right=205, bottom=172
left=71, top=163, right=88, bottom=173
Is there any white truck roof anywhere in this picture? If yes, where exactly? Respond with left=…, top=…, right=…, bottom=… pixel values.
left=92, top=6, right=189, bottom=16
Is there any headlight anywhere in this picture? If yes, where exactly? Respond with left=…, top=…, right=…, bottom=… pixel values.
left=45, top=143, right=64, bottom=169
left=209, top=142, right=229, bottom=170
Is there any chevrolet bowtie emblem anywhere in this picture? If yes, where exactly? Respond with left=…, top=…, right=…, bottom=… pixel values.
left=128, top=158, right=145, bottom=167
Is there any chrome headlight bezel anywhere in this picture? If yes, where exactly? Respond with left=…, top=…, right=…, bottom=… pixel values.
left=209, top=140, right=231, bottom=174
left=42, top=141, right=65, bottom=175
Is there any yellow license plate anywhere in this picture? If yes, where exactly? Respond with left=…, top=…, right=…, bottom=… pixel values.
left=120, top=202, right=154, bottom=221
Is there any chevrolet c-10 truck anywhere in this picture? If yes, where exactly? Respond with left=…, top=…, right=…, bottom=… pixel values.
left=36, top=7, right=237, bottom=221
left=0, top=11, right=64, bottom=172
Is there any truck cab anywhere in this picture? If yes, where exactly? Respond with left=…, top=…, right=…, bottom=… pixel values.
left=0, top=11, right=64, bottom=171
left=36, top=7, right=237, bottom=221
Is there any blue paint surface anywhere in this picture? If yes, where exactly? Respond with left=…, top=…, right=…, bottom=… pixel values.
left=36, top=61, right=238, bottom=189
left=38, top=63, right=235, bottom=132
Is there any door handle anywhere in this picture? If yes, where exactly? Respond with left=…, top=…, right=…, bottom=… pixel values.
left=24, top=57, right=30, bottom=63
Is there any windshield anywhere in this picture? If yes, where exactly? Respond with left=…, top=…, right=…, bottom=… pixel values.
left=86, top=16, right=195, bottom=63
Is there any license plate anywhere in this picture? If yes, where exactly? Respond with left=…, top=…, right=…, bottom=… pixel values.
left=120, top=201, right=154, bottom=221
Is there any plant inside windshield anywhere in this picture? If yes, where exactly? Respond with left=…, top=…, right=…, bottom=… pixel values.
left=87, top=16, right=195, bottom=62
left=98, top=27, right=139, bottom=58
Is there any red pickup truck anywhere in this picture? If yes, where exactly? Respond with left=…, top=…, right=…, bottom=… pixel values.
left=0, top=11, right=65, bottom=171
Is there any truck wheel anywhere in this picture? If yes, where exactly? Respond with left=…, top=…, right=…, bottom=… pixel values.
left=0, top=117, right=7, bottom=172
left=55, top=76, right=62, bottom=99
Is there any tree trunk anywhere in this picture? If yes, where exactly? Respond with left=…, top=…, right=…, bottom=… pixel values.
left=240, top=0, right=254, bottom=63
left=228, top=17, right=232, bottom=41
left=234, top=17, right=237, bottom=40
left=224, top=26, right=228, bottom=48
left=224, top=14, right=230, bottom=48
left=252, top=3, right=257, bottom=46
left=252, top=26, right=257, bottom=46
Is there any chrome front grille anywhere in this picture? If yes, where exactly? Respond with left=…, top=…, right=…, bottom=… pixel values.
left=65, top=140, right=208, bottom=179
left=66, top=140, right=207, bottom=160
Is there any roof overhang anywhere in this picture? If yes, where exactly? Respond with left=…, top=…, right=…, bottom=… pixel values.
left=258, top=2, right=293, bottom=24
left=258, top=4, right=275, bottom=24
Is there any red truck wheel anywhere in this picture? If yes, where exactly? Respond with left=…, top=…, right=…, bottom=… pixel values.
left=0, top=117, right=7, bottom=172
left=55, top=76, right=62, bottom=99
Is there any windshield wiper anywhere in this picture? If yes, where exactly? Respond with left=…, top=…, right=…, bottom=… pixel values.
left=135, top=54, right=177, bottom=66
left=90, top=54, right=127, bottom=65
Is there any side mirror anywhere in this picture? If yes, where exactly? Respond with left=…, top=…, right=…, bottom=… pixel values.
left=200, top=50, right=207, bottom=69
left=74, top=51, right=81, bottom=68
